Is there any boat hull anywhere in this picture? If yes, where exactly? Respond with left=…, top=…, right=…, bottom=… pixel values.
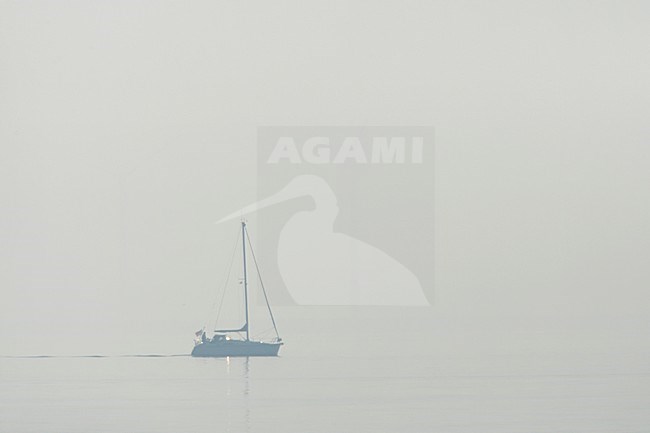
left=191, top=340, right=282, bottom=357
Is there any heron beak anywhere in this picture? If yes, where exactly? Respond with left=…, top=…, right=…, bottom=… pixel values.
left=215, top=184, right=298, bottom=224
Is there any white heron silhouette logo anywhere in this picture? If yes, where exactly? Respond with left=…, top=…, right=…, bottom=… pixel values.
left=217, top=175, right=429, bottom=306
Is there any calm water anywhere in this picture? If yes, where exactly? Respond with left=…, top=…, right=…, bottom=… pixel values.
left=2, top=310, right=649, bottom=432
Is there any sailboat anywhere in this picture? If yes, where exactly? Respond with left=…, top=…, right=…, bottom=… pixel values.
left=191, top=221, right=283, bottom=357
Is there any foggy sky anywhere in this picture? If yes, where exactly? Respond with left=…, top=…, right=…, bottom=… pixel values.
left=1, top=0, right=649, bottom=355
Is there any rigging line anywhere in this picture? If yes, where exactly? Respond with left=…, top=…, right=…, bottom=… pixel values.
left=245, top=227, right=280, bottom=340
left=210, top=228, right=241, bottom=332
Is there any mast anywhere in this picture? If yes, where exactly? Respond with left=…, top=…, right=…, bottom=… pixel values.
left=241, top=220, right=250, bottom=341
